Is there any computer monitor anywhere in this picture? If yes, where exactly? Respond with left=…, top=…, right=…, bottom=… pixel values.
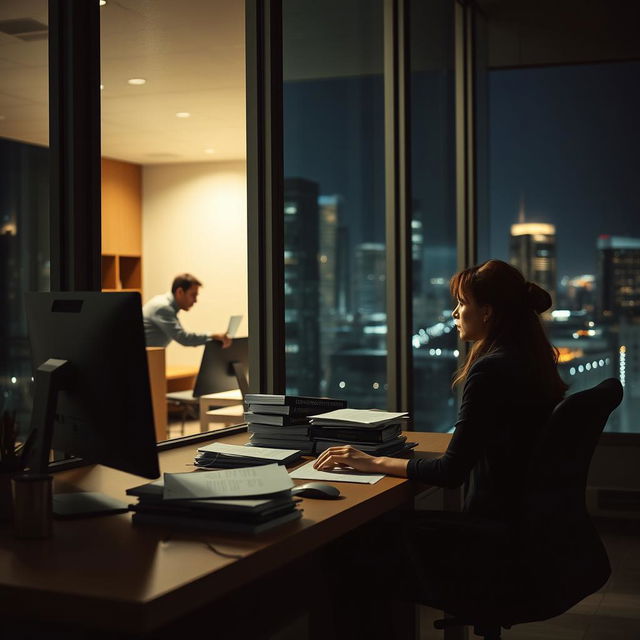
left=193, top=337, right=249, bottom=397
left=25, top=291, right=160, bottom=482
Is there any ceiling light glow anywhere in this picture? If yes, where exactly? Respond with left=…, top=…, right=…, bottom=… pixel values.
left=99, top=0, right=107, bottom=6
left=128, top=78, right=146, bottom=86
left=204, top=148, right=215, bottom=154
left=176, top=112, right=191, bottom=118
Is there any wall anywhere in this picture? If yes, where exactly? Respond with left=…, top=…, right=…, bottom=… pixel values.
left=142, top=161, right=248, bottom=368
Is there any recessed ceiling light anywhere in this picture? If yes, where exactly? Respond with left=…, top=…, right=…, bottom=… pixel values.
left=128, top=78, right=146, bottom=86
left=176, top=112, right=191, bottom=118
left=99, top=0, right=107, bottom=6
left=100, top=84, right=104, bottom=90
left=204, top=148, right=215, bottom=154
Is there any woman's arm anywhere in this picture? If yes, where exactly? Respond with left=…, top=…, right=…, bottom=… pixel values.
left=314, top=359, right=499, bottom=486
left=313, top=445, right=409, bottom=476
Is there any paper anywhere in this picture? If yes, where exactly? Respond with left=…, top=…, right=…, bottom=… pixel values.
left=308, top=408, right=408, bottom=425
left=289, top=460, right=384, bottom=485
left=198, top=442, right=300, bottom=461
left=226, top=314, right=243, bottom=338
left=163, top=464, right=293, bottom=500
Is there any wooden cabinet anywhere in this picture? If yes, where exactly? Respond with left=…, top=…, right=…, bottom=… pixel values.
left=101, top=158, right=142, bottom=293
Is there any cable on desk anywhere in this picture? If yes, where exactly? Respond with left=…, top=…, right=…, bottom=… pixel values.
left=162, top=535, right=245, bottom=560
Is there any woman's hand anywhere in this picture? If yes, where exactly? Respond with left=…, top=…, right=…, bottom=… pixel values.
left=313, top=445, right=378, bottom=473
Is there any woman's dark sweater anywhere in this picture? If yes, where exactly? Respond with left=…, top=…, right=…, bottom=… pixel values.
left=407, top=350, right=558, bottom=521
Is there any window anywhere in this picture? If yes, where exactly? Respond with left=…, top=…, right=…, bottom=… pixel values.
left=481, top=61, right=640, bottom=433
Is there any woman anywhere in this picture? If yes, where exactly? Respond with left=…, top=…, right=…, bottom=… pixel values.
left=314, top=259, right=566, bottom=519
left=314, top=260, right=568, bottom=634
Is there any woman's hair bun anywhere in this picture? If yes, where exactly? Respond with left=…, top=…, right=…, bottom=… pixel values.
left=526, top=282, right=552, bottom=314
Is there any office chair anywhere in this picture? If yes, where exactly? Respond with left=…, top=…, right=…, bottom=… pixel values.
left=431, top=377, right=623, bottom=639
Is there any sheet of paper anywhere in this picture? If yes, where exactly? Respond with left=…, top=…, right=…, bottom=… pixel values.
left=198, top=442, right=299, bottom=461
left=308, top=408, right=408, bottom=424
left=226, top=314, right=243, bottom=338
left=289, top=460, right=384, bottom=485
left=163, top=464, right=293, bottom=500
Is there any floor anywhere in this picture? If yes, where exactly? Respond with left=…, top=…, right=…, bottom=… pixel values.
left=417, top=518, right=640, bottom=640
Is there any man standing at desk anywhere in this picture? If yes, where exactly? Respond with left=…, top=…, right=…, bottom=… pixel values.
left=143, top=273, right=232, bottom=349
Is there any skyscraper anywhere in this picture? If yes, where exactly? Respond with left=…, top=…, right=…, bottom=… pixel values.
left=353, top=242, right=386, bottom=318
left=509, top=222, right=557, bottom=306
left=597, top=235, right=640, bottom=320
left=284, top=177, right=320, bottom=395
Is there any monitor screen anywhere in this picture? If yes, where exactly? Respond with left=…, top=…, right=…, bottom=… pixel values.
left=193, top=337, right=249, bottom=397
left=25, top=291, right=160, bottom=479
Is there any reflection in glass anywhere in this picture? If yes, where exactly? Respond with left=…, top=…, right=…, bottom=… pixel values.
left=283, top=0, right=386, bottom=406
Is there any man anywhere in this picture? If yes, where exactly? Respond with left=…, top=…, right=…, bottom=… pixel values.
left=142, top=273, right=232, bottom=349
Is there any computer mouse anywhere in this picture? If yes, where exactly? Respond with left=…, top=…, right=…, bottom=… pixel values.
left=291, top=482, right=341, bottom=499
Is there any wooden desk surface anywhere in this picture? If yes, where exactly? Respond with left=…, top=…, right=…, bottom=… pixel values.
left=0, top=431, right=450, bottom=634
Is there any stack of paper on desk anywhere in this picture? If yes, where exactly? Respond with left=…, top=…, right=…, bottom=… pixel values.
left=308, top=409, right=415, bottom=456
left=244, top=394, right=347, bottom=454
left=194, top=442, right=302, bottom=469
left=128, top=464, right=302, bottom=535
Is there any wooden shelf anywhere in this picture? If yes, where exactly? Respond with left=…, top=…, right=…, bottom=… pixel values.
left=101, top=254, right=117, bottom=289
left=101, top=254, right=142, bottom=294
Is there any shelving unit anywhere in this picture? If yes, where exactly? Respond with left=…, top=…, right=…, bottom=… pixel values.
left=101, top=158, right=142, bottom=295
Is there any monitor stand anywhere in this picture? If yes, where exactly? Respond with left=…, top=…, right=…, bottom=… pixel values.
left=25, top=358, right=128, bottom=521
left=231, top=361, right=249, bottom=400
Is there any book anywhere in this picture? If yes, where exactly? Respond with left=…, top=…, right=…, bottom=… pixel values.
left=244, top=412, right=310, bottom=427
left=131, top=507, right=302, bottom=535
left=309, top=408, right=408, bottom=428
left=309, top=423, right=402, bottom=443
left=313, top=436, right=409, bottom=456
left=244, top=394, right=347, bottom=410
left=248, top=423, right=310, bottom=437
left=196, top=442, right=302, bottom=467
left=248, top=403, right=325, bottom=417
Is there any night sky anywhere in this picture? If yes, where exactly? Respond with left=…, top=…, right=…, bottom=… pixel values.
left=486, top=61, right=640, bottom=279
left=284, top=61, right=640, bottom=283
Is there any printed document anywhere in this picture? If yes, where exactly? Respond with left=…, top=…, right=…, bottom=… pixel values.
left=163, top=464, right=293, bottom=500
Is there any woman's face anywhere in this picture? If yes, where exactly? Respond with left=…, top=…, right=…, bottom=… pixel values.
left=452, top=291, right=490, bottom=342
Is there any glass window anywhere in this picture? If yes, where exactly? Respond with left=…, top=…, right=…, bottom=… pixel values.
left=282, top=0, right=386, bottom=406
left=0, top=2, right=49, bottom=444
left=100, top=1, right=247, bottom=440
left=410, top=0, right=457, bottom=432
left=480, top=61, right=640, bottom=433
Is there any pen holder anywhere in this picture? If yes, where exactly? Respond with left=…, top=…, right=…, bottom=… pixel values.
left=12, top=473, right=53, bottom=539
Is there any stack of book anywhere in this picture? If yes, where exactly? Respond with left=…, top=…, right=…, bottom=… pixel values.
left=244, top=394, right=347, bottom=455
left=308, top=409, right=414, bottom=456
left=128, top=463, right=302, bottom=535
left=194, top=441, right=302, bottom=469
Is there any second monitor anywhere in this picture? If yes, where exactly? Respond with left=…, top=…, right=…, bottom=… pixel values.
left=193, top=337, right=248, bottom=397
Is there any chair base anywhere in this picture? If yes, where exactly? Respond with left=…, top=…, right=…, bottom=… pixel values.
left=434, top=617, right=508, bottom=639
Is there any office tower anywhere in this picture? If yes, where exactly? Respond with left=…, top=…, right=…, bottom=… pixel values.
left=317, top=195, right=341, bottom=393
left=283, top=178, right=321, bottom=396
left=597, top=235, right=640, bottom=320
left=335, top=225, right=350, bottom=316
left=509, top=222, right=557, bottom=307
left=353, top=242, right=386, bottom=318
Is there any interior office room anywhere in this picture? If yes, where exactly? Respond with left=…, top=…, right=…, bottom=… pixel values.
left=1, top=0, right=640, bottom=638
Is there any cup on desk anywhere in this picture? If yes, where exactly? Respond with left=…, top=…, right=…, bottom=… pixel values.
left=12, top=473, right=53, bottom=539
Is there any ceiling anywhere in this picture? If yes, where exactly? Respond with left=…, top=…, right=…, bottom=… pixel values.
left=0, top=0, right=246, bottom=165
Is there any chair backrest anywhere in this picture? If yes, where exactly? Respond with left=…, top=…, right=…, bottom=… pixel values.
left=509, top=378, right=623, bottom=623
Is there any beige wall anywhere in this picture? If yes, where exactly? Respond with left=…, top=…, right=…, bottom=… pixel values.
left=142, top=161, right=248, bottom=368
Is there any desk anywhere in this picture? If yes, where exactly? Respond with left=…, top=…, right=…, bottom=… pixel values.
left=199, top=389, right=244, bottom=431
left=0, top=431, right=451, bottom=638
left=165, top=365, right=199, bottom=393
